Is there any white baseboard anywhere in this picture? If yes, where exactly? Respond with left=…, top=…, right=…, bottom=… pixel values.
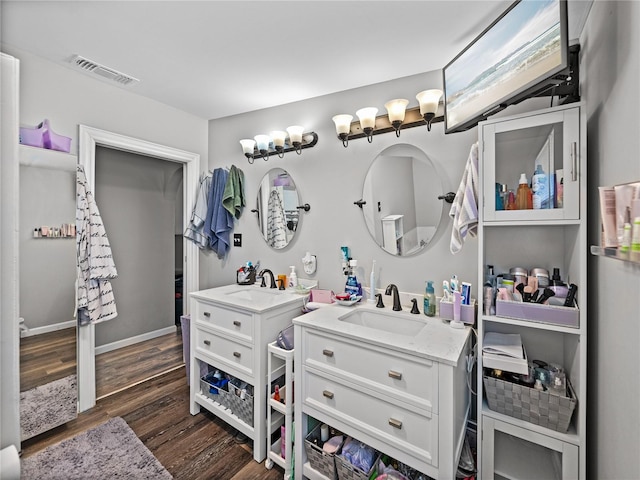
left=20, top=320, right=76, bottom=338
left=95, top=325, right=178, bottom=356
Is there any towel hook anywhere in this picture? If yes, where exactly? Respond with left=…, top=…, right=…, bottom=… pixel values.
left=438, top=192, right=456, bottom=204
left=296, top=203, right=311, bottom=212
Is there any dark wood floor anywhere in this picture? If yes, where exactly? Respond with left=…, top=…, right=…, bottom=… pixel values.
left=20, top=367, right=285, bottom=479
left=20, top=327, right=185, bottom=398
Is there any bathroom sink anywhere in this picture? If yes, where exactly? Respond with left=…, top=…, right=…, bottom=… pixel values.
left=338, top=309, right=427, bottom=336
left=224, top=288, right=284, bottom=302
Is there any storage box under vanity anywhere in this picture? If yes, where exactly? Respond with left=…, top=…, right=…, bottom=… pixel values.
left=495, top=299, right=579, bottom=328
left=304, top=423, right=344, bottom=479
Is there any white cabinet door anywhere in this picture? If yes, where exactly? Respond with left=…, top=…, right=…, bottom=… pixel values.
left=481, top=106, right=580, bottom=222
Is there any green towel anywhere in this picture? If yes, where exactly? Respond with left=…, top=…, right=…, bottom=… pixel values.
left=222, top=165, right=245, bottom=219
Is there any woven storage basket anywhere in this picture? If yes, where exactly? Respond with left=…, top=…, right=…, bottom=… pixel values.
left=335, top=449, right=380, bottom=480
left=200, top=373, right=232, bottom=410
left=304, top=424, right=343, bottom=479
left=227, top=383, right=254, bottom=427
left=483, top=375, right=577, bottom=432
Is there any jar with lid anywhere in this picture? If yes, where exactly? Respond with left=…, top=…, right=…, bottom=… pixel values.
left=531, top=267, right=549, bottom=287
left=509, top=267, right=528, bottom=288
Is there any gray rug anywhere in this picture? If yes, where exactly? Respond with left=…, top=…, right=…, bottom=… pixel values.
left=21, top=416, right=173, bottom=479
left=20, top=374, right=78, bottom=441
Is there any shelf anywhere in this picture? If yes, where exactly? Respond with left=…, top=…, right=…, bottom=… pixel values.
left=483, top=219, right=581, bottom=227
left=19, top=144, right=76, bottom=171
left=194, top=393, right=254, bottom=439
left=302, top=461, right=332, bottom=480
left=590, top=245, right=640, bottom=265
left=482, top=401, right=579, bottom=446
left=481, top=315, right=582, bottom=334
left=268, top=439, right=287, bottom=470
left=494, top=430, right=563, bottom=480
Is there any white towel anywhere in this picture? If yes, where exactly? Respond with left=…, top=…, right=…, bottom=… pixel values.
left=449, top=142, right=479, bottom=254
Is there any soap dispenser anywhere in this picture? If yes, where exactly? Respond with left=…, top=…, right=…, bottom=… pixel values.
left=288, top=266, right=298, bottom=288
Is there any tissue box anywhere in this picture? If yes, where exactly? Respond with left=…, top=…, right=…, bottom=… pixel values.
left=439, top=298, right=477, bottom=324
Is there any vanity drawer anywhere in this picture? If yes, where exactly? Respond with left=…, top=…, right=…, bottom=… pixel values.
left=302, top=329, right=438, bottom=413
left=193, top=300, right=253, bottom=343
left=303, top=368, right=439, bottom=468
left=194, top=327, right=253, bottom=377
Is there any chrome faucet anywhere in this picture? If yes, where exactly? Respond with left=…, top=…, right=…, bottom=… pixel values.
left=259, top=269, right=277, bottom=288
left=385, top=284, right=402, bottom=311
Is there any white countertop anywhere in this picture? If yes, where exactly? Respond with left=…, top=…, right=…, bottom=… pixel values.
left=293, top=302, right=472, bottom=366
left=190, top=283, right=307, bottom=313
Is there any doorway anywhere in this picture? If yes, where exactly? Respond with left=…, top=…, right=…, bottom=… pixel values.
left=77, top=125, right=199, bottom=412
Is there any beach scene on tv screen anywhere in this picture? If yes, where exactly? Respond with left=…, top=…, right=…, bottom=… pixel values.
left=445, top=0, right=562, bottom=130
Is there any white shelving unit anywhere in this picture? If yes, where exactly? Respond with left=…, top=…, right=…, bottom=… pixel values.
left=381, top=214, right=404, bottom=255
left=265, top=342, right=295, bottom=479
left=477, top=103, right=587, bottom=480
left=19, top=144, right=76, bottom=171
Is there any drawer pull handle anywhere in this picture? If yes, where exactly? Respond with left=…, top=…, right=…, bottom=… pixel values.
left=203, top=340, right=211, bottom=346
left=322, top=349, right=334, bottom=358
left=388, top=370, right=403, bottom=380
left=388, top=418, right=403, bottom=429
left=233, top=351, right=241, bottom=358
left=203, top=312, right=211, bottom=318
left=322, top=390, right=334, bottom=400
left=233, top=320, right=241, bottom=327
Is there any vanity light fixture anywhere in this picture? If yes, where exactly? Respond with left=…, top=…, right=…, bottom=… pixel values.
left=333, top=89, right=444, bottom=146
left=254, top=134, right=271, bottom=161
left=332, top=114, right=353, bottom=148
left=416, top=89, right=443, bottom=132
left=239, top=128, right=318, bottom=164
left=384, top=99, right=409, bottom=137
left=356, top=107, right=378, bottom=143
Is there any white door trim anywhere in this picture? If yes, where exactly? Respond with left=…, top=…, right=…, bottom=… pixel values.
left=77, top=125, right=200, bottom=412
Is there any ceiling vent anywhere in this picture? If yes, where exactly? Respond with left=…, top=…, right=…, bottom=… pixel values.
left=69, top=55, right=139, bottom=86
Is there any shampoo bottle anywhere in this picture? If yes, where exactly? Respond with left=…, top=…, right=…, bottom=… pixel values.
left=424, top=281, right=436, bottom=317
left=532, top=164, right=549, bottom=209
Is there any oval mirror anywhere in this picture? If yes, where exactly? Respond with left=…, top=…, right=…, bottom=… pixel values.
left=255, top=168, right=301, bottom=249
left=361, top=144, right=443, bottom=256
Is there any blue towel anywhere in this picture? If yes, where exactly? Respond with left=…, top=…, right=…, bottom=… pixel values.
left=204, top=168, right=233, bottom=258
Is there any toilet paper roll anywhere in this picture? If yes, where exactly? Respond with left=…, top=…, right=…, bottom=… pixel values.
left=0, top=444, right=20, bottom=480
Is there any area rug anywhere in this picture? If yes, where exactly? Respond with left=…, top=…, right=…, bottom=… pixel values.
left=20, top=416, right=173, bottom=479
left=20, top=374, right=77, bottom=441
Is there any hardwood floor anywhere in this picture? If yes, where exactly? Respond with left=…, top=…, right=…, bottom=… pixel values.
left=20, top=367, right=285, bottom=480
left=20, top=328, right=76, bottom=392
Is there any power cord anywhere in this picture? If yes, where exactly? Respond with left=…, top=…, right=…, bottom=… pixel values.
left=465, top=327, right=478, bottom=396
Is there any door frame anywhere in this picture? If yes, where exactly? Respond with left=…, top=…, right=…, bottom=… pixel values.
left=77, top=125, right=200, bottom=412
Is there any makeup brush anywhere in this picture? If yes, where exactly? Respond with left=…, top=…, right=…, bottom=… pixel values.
left=536, top=287, right=556, bottom=304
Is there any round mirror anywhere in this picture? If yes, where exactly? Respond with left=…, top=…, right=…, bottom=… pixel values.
left=255, top=168, right=301, bottom=249
left=361, top=144, right=443, bottom=256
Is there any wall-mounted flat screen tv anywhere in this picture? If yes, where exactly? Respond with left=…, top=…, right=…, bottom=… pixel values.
left=443, top=0, right=568, bottom=134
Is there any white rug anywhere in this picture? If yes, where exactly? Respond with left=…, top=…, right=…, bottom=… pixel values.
left=20, top=374, right=77, bottom=441
left=20, top=416, right=173, bottom=479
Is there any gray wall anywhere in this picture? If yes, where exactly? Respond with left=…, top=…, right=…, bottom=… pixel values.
left=581, top=1, right=640, bottom=477
left=94, top=147, right=182, bottom=347
left=19, top=165, right=75, bottom=329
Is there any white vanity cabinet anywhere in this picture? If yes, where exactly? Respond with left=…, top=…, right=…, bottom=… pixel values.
left=189, top=285, right=305, bottom=463
left=293, top=306, right=471, bottom=480
left=477, top=103, right=587, bottom=479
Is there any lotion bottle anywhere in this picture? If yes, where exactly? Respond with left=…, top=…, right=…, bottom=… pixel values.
left=532, top=164, right=549, bottom=209
left=515, top=173, right=533, bottom=210
left=288, top=266, right=298, bottom=288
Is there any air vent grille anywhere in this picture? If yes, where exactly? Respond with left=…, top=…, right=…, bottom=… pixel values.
left=70, top=55, right=139, bottom=86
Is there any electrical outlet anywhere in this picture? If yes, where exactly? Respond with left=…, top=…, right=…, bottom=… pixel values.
left=233, top=233, right=242, bottom=247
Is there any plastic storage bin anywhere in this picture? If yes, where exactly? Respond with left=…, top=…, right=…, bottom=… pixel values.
left=19, top=119, right=71, bottom=153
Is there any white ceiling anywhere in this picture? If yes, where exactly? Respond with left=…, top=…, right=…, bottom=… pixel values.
left=1, top=1, right=593, bottom=120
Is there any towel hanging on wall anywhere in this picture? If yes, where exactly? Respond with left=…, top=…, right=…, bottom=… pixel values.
left=76, top=165, right=119, bottom=325
left=449, top=142, right=479, bottom=254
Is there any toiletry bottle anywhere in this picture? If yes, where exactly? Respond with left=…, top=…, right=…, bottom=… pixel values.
left=620, top=223, right=632, bottom=252
left=424, top=281, right=436, bottom=317
left=345, top=260, right=362, bottom=297
left=515, top=173, right=533, bottom=210
left=532, top=164, right=549, bottom=209
left=632, top=217, right=640, bottom=252
left=288, top=266, right=298, bottom=288
left=495, top=183, right=504, bottom=210
left=505, top=189, right=517, bottom=210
